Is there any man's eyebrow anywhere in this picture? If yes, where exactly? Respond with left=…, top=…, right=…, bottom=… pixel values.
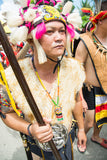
left=46, top=26, right=65, bottom=29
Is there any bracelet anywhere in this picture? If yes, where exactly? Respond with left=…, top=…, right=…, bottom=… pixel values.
left=27, top=123, right=32, bottom=137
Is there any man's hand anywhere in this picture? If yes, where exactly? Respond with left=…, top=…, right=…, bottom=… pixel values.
left=30, top=117, right=53, bottom=143
left=77, top=129, right=87, bottom=152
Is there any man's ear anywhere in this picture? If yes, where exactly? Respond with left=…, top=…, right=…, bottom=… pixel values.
left=98, top=20, right=102, bottom=25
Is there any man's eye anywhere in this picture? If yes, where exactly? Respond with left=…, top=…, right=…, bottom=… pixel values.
left=60, top=30, right=66, bottom=33
left=46, top=30, right=53, bottom=34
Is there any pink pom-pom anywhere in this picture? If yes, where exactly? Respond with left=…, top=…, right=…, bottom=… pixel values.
left=35, top=22, right=46, bottom=39
left=66, top=24, right=75, bottom=40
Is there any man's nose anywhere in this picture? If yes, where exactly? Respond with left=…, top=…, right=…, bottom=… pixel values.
left=54, top=31, right=62, bottom=40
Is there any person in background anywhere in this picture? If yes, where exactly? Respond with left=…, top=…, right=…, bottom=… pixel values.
left=75, top=0, right=107, bottom=152
left=0, top=1, right=86, bottom=159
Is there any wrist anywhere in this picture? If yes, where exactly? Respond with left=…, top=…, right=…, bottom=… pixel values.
left=78, top=128, right=85, bottom=132
left=27, top=123, right=33, bottom=137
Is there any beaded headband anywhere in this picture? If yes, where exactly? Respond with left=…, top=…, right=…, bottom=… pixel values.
left=89, top=10, right=107, bottom=31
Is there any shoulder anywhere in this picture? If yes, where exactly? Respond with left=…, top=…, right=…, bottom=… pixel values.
left=80, top=31, right=91, bottom=39
left=61, top=57, right=86, bottom=91
left=5, top=58, right=30, bottom=79
left=61, top=57, right=85, bottom=77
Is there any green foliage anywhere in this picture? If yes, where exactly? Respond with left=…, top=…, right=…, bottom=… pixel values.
left=81, top=15, right=90, bottom=28
left=79, top=0, right=95, bottom=16
left=77, top=0, right=95, bottom=30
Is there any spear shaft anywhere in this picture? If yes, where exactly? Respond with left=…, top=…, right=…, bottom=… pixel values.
left=0, top=22, right=62, bottom=160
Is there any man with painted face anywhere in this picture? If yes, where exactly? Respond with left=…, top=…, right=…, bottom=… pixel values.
left=0, top=0, right=86, bottom=159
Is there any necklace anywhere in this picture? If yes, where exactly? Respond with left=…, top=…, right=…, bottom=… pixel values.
left=92, top=33, right=107, bottom=60
left=32, top=56, right=63, bottom=121
left=93, top=33, right=107, bottom=49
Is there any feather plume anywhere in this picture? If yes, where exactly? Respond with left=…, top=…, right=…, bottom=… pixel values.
left=1, top=0, right=20, bottom=19
left=62, top=1, right=73, bottom=15
left=24, top=8, right=36, bottom=22
left=67, top=13, right=82, bottom=29
left=10, top=26, right=28, bottom=43
left=20, top=0, right=28, bottom=7
left=7, top=13, right=23, bottom=27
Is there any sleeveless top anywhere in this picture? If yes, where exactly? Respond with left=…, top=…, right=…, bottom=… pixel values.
left=5, top=57, right=85, bottom=133
left=80, top=32, right=107, bottom=95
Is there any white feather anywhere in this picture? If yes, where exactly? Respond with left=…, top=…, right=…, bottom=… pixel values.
left=10, top=26, right=28, bottom=43
left=24, top=8, right=36, bottom=22
left=1, top=0, right=20, bottom=17
left=62, top=1, right=73, bottom=15
left=67, top=13, right=82, bottom=29
left=20, top=0, right=27, bottom=7
left=7, top=13, right=23, bottom=27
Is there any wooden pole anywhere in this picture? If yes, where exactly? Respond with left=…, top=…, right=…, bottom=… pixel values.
left=0, top=22, right=62, bottom=160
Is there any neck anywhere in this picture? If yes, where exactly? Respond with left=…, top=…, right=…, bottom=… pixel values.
left=94, top=29, right=107, bottom=48
left=34, top=56, right=57, bottom=74
left=31, top=55, right=58, bottom=92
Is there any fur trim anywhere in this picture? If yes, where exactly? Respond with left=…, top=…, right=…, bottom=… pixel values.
left=5, top=57, right=85, bottom=132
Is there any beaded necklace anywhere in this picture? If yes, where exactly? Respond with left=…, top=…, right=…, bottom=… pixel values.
left=92, top=33, right=107, bottom=60
left=32, top=56, right=63, bottom=121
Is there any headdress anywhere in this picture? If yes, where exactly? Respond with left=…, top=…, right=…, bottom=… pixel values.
left=89, top=10, right=107, bottom=31
left=81, top=6, right=107, bottom=32
left=4, top=0, right=82, bottom=63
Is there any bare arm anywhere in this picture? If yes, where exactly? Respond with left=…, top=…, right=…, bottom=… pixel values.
left=73, top=92, right=84, bottom=131
left=75, top=40, right=88, bottom=113
left=1, top=112, right=53, bottom=143
left=73, top=92, right=87, bottom=149
left=75, top=40, right=88, bottom=64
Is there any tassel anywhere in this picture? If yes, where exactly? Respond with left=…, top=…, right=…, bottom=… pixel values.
left=62, top=1, right=73, bottom=15
left=32, top=29, right=47, bottom=64
left=66, top=31, right=72, bottom=57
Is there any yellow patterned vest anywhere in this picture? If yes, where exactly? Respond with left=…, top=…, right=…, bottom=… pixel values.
left=80, top=32, right=107, bottom=95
